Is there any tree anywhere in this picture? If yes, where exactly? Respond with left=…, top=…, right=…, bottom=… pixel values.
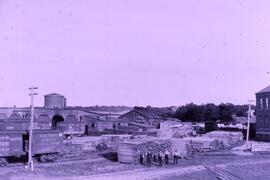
left=204, top=103, right=219, bottom=122
left=218, top=103, right=234, bottom=122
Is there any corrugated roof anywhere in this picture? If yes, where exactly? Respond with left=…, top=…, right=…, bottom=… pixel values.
left=129, top=107, right=161, bottom=119
left=0, top=113, right=7, bottom=120
left=257, top=85, right=270, bottom=94
left=9, top=113, right=22, bottom=120
left=129, top=122, right=155, bottom=128
left=37, top=115, right=51, bottom=122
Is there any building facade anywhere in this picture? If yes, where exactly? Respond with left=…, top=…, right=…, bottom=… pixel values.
left=119, top=107, right=163, bottom=128
left=256, top=85, right=270, bottom=141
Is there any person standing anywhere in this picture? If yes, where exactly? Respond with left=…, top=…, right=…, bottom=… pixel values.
left=164, top=149, right=170, bottom=165
left=173, top=149, right=180, bottom=165
left=139, top=153, right=144, bottom=165
left=158, top=151, right=163, bottom=166
left=153, top=153, right=157, bottom=162
left=147, top=151, right=152, bottom=166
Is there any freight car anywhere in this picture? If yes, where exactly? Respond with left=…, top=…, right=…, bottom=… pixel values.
left=24, top=130, right=64, bottom=162
left=58, top=122, right=86, bottom=137
left=0, top=119, right=29, bottom=131
left=0, top=130, right=63, bottom=164
left=0, top=118, right=51, bottom=131
left=0, top=130, right=26, bottom=163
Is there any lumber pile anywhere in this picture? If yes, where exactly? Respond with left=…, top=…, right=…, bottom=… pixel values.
left=62, top=141, right=88, bottom=158
left=118, top=138, right=172, bottom=164
left=118, top=141, right=142, bottom=164
left=157, top=123, right=195, bottom=138
left=183, top=131, right=243, bottom=152
left=96, top=135, right=133, bottom=151
left=184, top=137, right=221, bottom=152
left=117, top=138, right=192, bottom=164
left=169, top=138, right=194, bottom=158
left=204, top=131, right=243, bottom=148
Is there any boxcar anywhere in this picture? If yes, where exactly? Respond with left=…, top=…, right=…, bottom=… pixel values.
left=0, top=131, right=26, bottom=157
left=0, top=120, right=29, bottom=131
left=0, top=119, right=52, bottom=131
left=0, top=131, right=26, bottom=163
left=58, top=123, right=86, bottom=137
left=24, top=130, right=64, bottom=162
left=33, top=121, right=52, bottom=130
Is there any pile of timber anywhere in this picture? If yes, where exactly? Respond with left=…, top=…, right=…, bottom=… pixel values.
left=169, top=138, right=194, bottom=157
left=71, top=136, right=104, bottom=152
left=204, top=131, right=243, bottom=148
left=118, top=131, right=244, bottom=164
left=118, top=140, right=142, bottom=164
left=184, top=131, right=243, bottom=152
left=62, top=141, right=87, bottom=158
left=97, top=135, right=133, bottom=151
left=184, top=137, right=222, bottom=152
left=117, top=138, right=192, bottom=164
left=157, top=123, right=195, bottom=138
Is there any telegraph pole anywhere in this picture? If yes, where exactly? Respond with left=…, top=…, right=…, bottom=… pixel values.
left=246, top=100, right=254, bottom=148
left=28, top=86, right=38, bottom=172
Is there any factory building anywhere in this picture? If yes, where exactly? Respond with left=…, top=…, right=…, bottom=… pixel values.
left=256, top=85, right=270, bottom=141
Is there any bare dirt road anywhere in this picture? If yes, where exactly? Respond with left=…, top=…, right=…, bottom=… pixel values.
left=1, top=152, right=270, bottom=180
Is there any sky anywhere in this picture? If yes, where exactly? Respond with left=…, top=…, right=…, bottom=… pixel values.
left=0, top=0, right=270, bottom=107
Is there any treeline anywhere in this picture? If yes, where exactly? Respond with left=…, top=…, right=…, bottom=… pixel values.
left=173, top=103, right=255, bottom=122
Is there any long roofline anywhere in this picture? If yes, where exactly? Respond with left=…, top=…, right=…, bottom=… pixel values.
left=256, top=85, right=270, bottom=94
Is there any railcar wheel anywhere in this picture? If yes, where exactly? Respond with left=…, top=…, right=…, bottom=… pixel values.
left=0, top=158, right=7, bottom=166
left=46, top=154, right=56, bottom=162
left=39, top=155, right=48, bottom=163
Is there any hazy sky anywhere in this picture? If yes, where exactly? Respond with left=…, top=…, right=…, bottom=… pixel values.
left=0, top=0, right=270, bottom=107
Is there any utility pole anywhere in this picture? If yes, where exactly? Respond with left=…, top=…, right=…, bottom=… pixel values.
left=28, top=86, right=38, bottom=172
left=246, top=100, right=254, bottom=148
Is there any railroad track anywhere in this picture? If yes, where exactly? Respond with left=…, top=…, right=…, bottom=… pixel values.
left=0, top=152, right=104, bottom=168
left=201, top=163, right=242, bottom=180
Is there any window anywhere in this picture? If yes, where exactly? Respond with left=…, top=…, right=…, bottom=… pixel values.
left=266, top=97, right=269, bottom=110
left=260, top=98, right=264, bottom=110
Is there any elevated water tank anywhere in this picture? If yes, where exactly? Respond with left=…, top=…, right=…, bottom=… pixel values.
left=44, top=93, right=66, bottom=109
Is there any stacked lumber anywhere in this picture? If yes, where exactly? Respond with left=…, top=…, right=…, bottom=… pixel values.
left=183, top=131, right=243, bottom=152
left=118, top=141, right=141, bottom=164
left=62, top=141, right=87, bottom=158
left=118, top=138, right=169, bottom=164
left=118, top=138, right=191, bottom=164
left=72, top=136, right=103, bottom=151
left=63, top=137, right=105, bottom=156
left=169, top=138, right=193, bottom=157
left=184, top=137, right=221, bottom=152
left=204, top=131, right=243, bottom=148
left=157, top=123, right=195, bottom=138
left=95, top=134, right=133, bottom=151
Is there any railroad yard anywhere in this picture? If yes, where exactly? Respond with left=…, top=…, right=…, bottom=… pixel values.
left=0, top=95, right=269, bottom=179
left=2, top=0, right=270, bottom=179
left=0, top=131, right=270, bottom=180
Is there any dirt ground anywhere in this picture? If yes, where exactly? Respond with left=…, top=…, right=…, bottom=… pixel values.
left=1, top=151, right=270, bottom=180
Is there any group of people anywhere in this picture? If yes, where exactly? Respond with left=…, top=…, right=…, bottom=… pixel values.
left=139, top=149, right=181, bottom=166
